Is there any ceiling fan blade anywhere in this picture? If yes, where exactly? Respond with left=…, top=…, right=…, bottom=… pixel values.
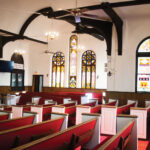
left=81, top=13, right=100, bottom=19
left=81, top=13, right=110, bottom=22
left=55, top=13, right=72, bottom=19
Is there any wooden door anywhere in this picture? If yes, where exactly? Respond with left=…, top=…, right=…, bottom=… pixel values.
left=32, top=75, right=43, bottom=92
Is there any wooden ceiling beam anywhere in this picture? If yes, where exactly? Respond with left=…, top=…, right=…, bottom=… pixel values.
left=58, top=16, right=112, bottom=55
left=0, top=29, right=47, bottom=58
left=102, top=3, right=123, bottom=55
left=54, top=0, right=150, bottom=18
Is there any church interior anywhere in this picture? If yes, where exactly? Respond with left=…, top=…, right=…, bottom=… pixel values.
left=0, top=0, right=150, bottom=149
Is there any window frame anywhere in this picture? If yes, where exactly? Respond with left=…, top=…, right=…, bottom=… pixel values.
left=51, top=52, right=65, bottom=88
left=81, top=50, right=96, bottom=89
left=10, top=53, right=25, bottom=91
left=136, top=36, right=150, bottom=93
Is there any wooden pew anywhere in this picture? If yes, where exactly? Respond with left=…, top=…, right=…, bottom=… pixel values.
left=0, top=110, right=12, bottom=121
left=0, top=113, right=68, bottom=150
left=76, top=100, right=118, bottom=125
left=101, top=101, right=136, bottom=135
left=52, top=105, right=76, bottom=126
left=94, top=115, right=138, bottom=150
left=130, top=106, right=150, bottom=139
left=60, top=102, right=76, bottom=107
left=31, top=105, right=56, bottom=122
left=51, top=101, right=99, bottom=126
left=12, top=113, right=101, bottom=150
left=0, top=111, right=37, bottom=132
left=117, top=101, right=137, bottom=114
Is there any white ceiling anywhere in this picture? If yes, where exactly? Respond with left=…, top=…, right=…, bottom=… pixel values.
left=0, top=0, right=150, bottom=39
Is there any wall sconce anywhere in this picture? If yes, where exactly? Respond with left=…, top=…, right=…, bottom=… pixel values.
left=107, top=71, right=112, bottom=76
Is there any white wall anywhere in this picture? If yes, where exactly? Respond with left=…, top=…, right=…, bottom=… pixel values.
left=26, top=19, right=107, bottom=88
left=107, top=17, right=150, bottom=92
left=0, top=18, right=107, bottom=89
left=0, top=39, right=46, bottom=86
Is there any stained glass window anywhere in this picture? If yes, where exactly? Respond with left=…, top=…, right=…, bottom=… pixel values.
left=52, top=52, right=65, bottom=87
left=69, top=35, right=78, bottom=88
left=82, top=50, right=96, bottom=89
left=136, top=37, right=150, bottom=92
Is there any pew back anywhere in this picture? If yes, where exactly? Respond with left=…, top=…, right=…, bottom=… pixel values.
left=0, top=113, right=35, bottom=131
left=0, top=116, right=66, bottom=150
left=12, top=114, right=99, bottom=150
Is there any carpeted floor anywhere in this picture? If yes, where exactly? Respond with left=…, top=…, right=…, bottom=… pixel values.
left=138, top=140, right=150, bottom=150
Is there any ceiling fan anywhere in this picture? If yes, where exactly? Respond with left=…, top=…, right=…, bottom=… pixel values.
left=55, top=0, right=101, bottom=23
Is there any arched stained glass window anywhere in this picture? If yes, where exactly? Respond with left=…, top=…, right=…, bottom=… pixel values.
left=52, top=52, right=65, bottom=87
left=82, top=50, right=96, bottom=89
left=69, top=35, right=78, bottom=88
left=136, top=37, right=150, bottom=92
left=11, top=53, right=24, bottom=91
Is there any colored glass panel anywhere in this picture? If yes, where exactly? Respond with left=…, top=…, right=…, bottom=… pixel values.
left=92, top=66, right=96, bottom=89
left=69, top=35, right=78, bottom=88
left=137, top=75, right=150, bottom=92
left=138, top=39, right=150, bottom=52
left=138, top=57, right=150, bottom=74
left=137, top=38, right=150, bottom=92
left=61, top=66, right=64, bottom=87
left=52, top=52, right=65, bottom=87
left=87, top=66, right=91, bottom=89
left=82, top=50, right=96, bottom=89
left=82, top=66, right=86, bottom=88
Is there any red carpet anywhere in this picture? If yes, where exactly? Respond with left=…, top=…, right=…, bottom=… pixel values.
left=138, top=140, right=150, bottom=150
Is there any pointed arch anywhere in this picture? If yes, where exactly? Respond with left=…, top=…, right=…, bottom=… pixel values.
left=52, top=52, right=65, bottom=87
left=136, top=37, right=150, bottom=92
left=82, top=50, right=96, bottom=89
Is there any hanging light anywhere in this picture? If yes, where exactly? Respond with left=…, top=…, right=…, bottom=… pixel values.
left=14, top=49, right=25, bottom=55
left=45, top=18, right=59, bottom=40
left=45, top=31, right=59, bottom=40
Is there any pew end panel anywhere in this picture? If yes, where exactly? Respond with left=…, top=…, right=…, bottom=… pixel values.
left=51, top=112, right=68, bottom=131
left=117, top=115, right=138, bottom=150
left=76, top=105, right=91, bottom=125
left=23, top=111, right=38, bottom=124
left=31, top=106, right=43, bottom=123
left=97, top=115, right=138, bottom=150
left=52, top=105, right=65, bottom=113
left=82, top=113, right=101, bottom=150
left=130, top=107, right=148, bottom=139
left=12, top=106, right=23, bottom=119
left=101, top=106, right=117, bottom=135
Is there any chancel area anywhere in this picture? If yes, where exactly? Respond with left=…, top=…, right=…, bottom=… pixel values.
left=0, top=0, right=150, bottom=149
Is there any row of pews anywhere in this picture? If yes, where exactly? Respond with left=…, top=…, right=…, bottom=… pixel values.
left=0, top=93, right=149, bottom=150
left=2, top=91, right=102, bottom=106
